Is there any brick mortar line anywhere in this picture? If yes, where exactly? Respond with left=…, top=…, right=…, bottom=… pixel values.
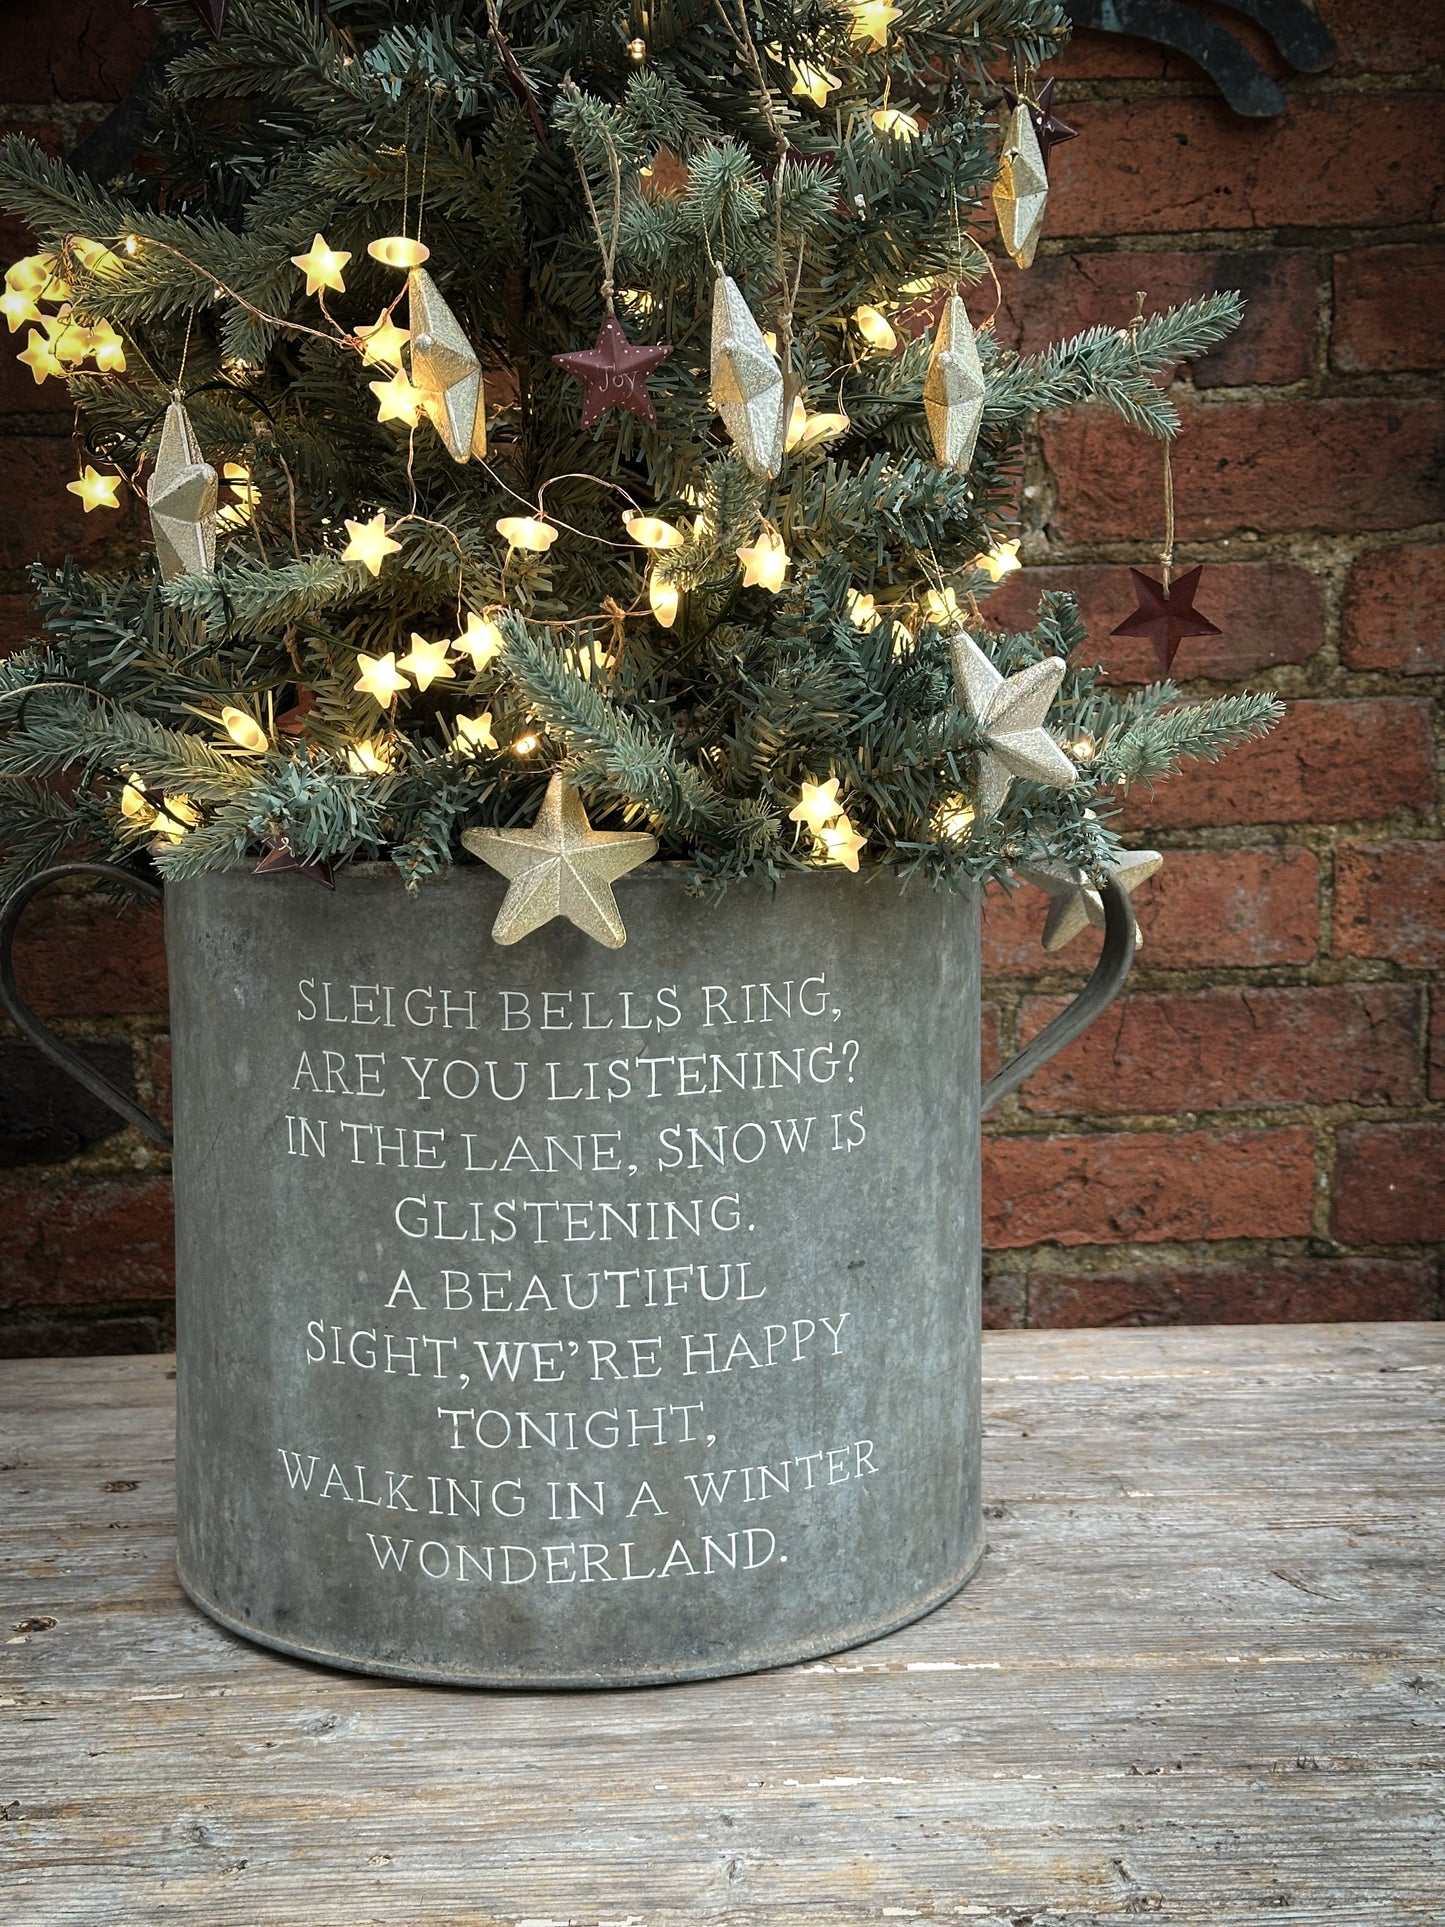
left=985, top=1235, right=1445, bottom=1271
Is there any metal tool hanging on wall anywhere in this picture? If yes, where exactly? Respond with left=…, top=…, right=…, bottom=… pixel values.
left=1061, top=0, right=1336, bottom=117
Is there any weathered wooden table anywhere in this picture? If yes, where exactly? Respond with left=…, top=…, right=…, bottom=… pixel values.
left=2, top=1322, right=1440, bottom=1925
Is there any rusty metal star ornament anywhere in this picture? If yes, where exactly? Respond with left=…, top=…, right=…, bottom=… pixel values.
left=146, top=399, right=217, bottom=582
left=993, top=102, right=1050, bottom=269
left=951, top=629, right=1078, bottom=821
left=462, top=774, right=658, bottom=948
left=407, top=268, right=486, bottom=462
left=1015, top=848, right=1163, bottom=951
left=1111, top=565, right=1221, bottom=672
left=253, top=837, right=336, bottom=890
left=923, top=294, right=986, bottom=472
left=1001, top=78, right=1077, bottom=173
left=554, top=313, right=672, bottom=429
left=710, top=269, right=786, bottom=480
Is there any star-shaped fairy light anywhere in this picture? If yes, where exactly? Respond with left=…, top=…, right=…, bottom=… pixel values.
left=455, top=613, right=506, bottom=670
left=950, top=629, right=1077, bottom=821
left=790, top=59, right=841, bottom=106
left=848, top=0, right=901, bottom=49
left=454, top=711, right=498, bottom=754
left=254, top=836, right=336, bottom=890
left=736, top=526, right=790, bottom=592
left=993, top=103, right=1049, bottom=270
left=0, top=286, right=39, bottom=330
left=290, top=234, right=350, bottom=297
left=461, top=773, right=658, bottom=948
left=923, top=295, right=986, bottom=472
left=369, top=368, right=425, bottom=426
left=354, top=651, right=409, bottom=707
left=789, top=777, right=843, bottom=833
left=975, top=540, right=1022, bottom=583
left=66, top=465, right=122, bottom=512
left=554, top=314, right=672, bottom=429
left=1002, top=78, right=1077, bottom=173
left=397, top=634, right=456, bottom=692
left=17, top=328, right=64, bottom=382
left=341, top=512, right=401, bottom=576
left=1015, top=848, right=1163, bottom=952
left=1111, top=565, right=1221, bottom=672
left=356, top=312, right=410, bottom=366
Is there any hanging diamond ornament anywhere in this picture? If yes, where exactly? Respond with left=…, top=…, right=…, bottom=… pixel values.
left=406, top=269, right=486, bottom=462
left=709, top=269, right=786, bottom=480
left=993, top=102, right=1049, bottom=270
left=923, top=294, right=986, bottom=472
left=146, top=399, right=217, bottom=582
left=950, top=629, right=1077, bottom=821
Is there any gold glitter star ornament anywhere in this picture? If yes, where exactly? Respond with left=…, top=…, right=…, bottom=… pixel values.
left=923, top=295, right=986, bottom=472
left=462, top=774, right=659, bottom=948
left=993, top=103, right=1050, bottom=270
left=407, top=268, right=486, bottom=462
left=146, top=399, right=217, bottom=582
left=710, top=269, right=785, bottom=480
left=1015, top=849, right=1164, bottom=951
left=950, top=629, right=1076, bottom=821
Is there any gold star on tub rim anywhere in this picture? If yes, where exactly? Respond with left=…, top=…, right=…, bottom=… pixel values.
left=461, top=773, right=658, bottom=948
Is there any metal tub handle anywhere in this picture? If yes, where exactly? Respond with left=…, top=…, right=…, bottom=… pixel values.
left=0, top=863, right=172, bottom=1150
left=980, top=872, right=1135, bottom=1116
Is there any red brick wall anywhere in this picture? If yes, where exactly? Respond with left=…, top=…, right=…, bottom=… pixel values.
left=1, top=3, right=1441, bottom=1351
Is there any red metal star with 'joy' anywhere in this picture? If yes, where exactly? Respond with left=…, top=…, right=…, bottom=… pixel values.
left=554, top=314, right=672, bottom=430
left=1111, top=565, right=1222, bottom=673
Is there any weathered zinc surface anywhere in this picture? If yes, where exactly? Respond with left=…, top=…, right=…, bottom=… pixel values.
left=2, top=1320, right=1442, bottom=1926
left=164, top=866, right=983, bottom=1685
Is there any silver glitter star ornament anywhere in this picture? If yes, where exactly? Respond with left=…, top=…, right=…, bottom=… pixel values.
left=923, top=294, right=986, bottom=471
left=407, top=268, right=486, bottom=462
left=950, top=629, right=1077, bottom=821
left=1016, top=849, right=1164, bottom=952
left=146, top=399, right=217, bottom=581
left=710, top=269, right=786, bottom=480
left=993, top=102, right=1049, bottom=269
left=461, top=774, right=658, bottom=948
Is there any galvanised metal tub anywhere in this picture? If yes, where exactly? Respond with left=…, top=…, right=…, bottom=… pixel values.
left=3, top=860, right=1132, bottom=1687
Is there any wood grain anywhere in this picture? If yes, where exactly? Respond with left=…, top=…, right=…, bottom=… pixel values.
left=2, top=1323, right=1441, bottom=1926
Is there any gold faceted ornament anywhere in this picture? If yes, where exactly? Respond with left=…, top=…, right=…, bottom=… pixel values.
left=709, top=269, right=786, bottom=480
left=993, top=102, right=1049, bottom=270
left=146, top=399, right=217, bottom=582
left=923, top=295, right=986, bottom=472
left=462, top=773, right=658, bottom=948
left=406, top=268, right=487, bottom=463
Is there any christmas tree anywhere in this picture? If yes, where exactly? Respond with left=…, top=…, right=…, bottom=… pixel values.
left=0, top=0, right=1280, bottom=919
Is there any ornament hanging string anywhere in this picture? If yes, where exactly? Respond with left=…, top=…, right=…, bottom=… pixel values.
left=1127, top=289, right=1174, bottom=591
left=712, top=0, right=799, bottom=389
left=562, top=92, right=625, bottom=310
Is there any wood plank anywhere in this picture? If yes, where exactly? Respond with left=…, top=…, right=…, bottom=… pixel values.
left=2, top=1323, right=1442, bottom=1926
